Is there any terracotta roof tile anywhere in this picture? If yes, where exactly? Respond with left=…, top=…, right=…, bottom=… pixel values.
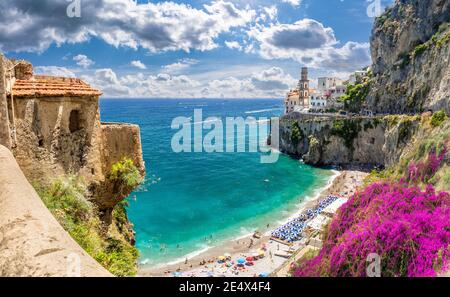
left=12, top=75, right=102, bottom=98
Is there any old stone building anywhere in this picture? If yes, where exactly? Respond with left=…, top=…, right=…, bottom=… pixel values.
left=0, top=55, right=144, bottom=216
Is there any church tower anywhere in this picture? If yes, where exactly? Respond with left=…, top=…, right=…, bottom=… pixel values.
left=297, top=67, right=309, bottom=107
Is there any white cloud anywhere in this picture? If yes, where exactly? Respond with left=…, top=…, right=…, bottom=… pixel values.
left=161, top=59, right=198, bottom=74
left=73, top=54, right=94, bottom=68
left=262, top=5, right=278, bottom=21
left=0, top=0, right=256, bottom=53
left=248, top=19, right=371, bottom=71
left=282, top=0, right=302, bottom=7
left=82, top=68, right=130, bottom=96
left=131, top=60, right=147, bottom=70
left=224, top=41, right=242, bottom=51
left=80, top=66, right=295, bottom=98
left=34, top=66, right=76, bottom=78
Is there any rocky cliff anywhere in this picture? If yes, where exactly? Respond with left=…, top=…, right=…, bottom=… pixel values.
left=367, top=0, right=450, bottom=114
left=277, top=113, right=421, bottom=167
left=279, top=1, right=450, bottom=167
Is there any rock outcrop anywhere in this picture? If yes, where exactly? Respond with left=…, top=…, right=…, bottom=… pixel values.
left=367, top=0, right=450, bottom=114
left=277, top=113, right=420, bottom=167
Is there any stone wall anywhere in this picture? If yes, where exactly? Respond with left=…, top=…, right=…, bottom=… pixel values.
left=101, top=122, right=145, bottom=176
left=0, top=55, right=11, bottom=149
left=0, top=145, right=112, bottom=277
left=12, top=96, right=104, bottom=184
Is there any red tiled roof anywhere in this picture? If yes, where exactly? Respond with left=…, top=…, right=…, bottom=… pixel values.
left=12, top=75, right=102, bottom=98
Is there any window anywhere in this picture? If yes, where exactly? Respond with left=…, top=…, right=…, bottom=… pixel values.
left=69, top=110, right=82, bottom=133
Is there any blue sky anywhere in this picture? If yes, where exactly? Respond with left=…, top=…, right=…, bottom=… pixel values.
left=0, top=0, right=393, bottom=98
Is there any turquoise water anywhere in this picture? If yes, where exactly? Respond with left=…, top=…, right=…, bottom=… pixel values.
left=100, top=99, right=333, bottom=266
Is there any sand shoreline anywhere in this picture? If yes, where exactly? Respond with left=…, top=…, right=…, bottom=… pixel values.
left=138, top=168, right=368, bottom=277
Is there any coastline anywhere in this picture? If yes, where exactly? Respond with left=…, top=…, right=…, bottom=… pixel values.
left=138, top=168, right=368, bottom=277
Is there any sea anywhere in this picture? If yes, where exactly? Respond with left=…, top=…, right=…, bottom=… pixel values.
left=99, top=98, right=334, bottom=267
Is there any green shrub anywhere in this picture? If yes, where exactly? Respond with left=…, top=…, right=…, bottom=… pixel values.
left=330, top=119, right=361, bottom=150
left=431, top=110, right=447, bottom=127
left=35, top=177, right=139, bottom=277
left=110, top=158, right=142, bottom=188
left=291, top=122, right=303, bottom=145
left=412, top=43, right=428, bottom=58
left=95, top=238, right=139, bottom=277
left=340, top=82, right=370, bottom=112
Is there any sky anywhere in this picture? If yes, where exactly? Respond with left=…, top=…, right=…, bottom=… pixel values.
left=0, top=0, right=394, bottom=98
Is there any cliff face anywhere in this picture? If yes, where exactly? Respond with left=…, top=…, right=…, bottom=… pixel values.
left=367, top=0, right=450, bottom=113
left=278, top=114, right=421, bottom=167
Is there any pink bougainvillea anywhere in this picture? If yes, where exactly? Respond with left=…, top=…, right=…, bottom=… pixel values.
left=294, top=182, right=450, bottom=277
left=408, top=144, right=447, bottom=183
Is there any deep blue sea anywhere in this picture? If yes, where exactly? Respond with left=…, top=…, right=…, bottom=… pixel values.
left=100, top=99, right=334, bottom=267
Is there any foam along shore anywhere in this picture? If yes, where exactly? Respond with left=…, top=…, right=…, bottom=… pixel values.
left=138, top=169, right=368, bottom=277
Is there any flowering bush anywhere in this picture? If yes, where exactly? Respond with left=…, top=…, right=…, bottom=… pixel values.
left=407, top=144, right=447, bottom=183
left=294, top=182, right=450, bottom=277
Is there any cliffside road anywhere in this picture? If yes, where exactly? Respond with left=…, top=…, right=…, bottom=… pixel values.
left=0, top=145, right=112, bottom=277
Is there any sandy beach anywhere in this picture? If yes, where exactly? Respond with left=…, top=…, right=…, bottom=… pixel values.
left=138, top=168, right=368, bottom=277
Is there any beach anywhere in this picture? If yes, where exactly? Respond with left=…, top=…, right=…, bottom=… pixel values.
left=138, top=168, right=368, bottom=277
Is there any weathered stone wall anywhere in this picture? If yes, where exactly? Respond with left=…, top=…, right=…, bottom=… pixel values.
left=92, top=122, right=145, bottom=210
left=101, top=123, right=145, bottom=176
left=277, top=114, right=420, bottom=167
left=0, top=55, right=11, bottom=149
left=0, top=145, right=112, bottom=277
left=12, top=96, right=104, bottom=184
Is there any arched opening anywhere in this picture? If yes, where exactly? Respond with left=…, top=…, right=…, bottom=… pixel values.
left=69, top=110, right=82, bottom=133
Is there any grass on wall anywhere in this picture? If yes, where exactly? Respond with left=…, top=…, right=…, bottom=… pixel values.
left=34, top=175, right=139, bottom=277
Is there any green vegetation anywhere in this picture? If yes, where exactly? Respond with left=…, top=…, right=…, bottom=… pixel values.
left=291, top=121, right=303, bottom=145
left=35, top=176, right=139, bottom=277
left=340, top=82, right=370, bottom=112
left=330, top=119, right=362, bottom=150
left=398, top=118, right=416, bottom=145
left=431, top=110, right=447, bottom=127
left=412, top=43, right=428, bottom=58
left=410, top=24, right=450, bottom=60
left=110, top=158, right=142, bottom=188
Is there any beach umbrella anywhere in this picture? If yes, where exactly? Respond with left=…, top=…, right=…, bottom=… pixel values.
left=237, top=258, right=245, bottom=264
left=246, top=256, right=254, bottom=262
left=218, top=256, right=226, bottom=262
left=257, top=249, right=265, bottom=257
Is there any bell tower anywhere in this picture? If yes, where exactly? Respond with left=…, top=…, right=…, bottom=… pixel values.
left=297, top=67, right=309, bottom=107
